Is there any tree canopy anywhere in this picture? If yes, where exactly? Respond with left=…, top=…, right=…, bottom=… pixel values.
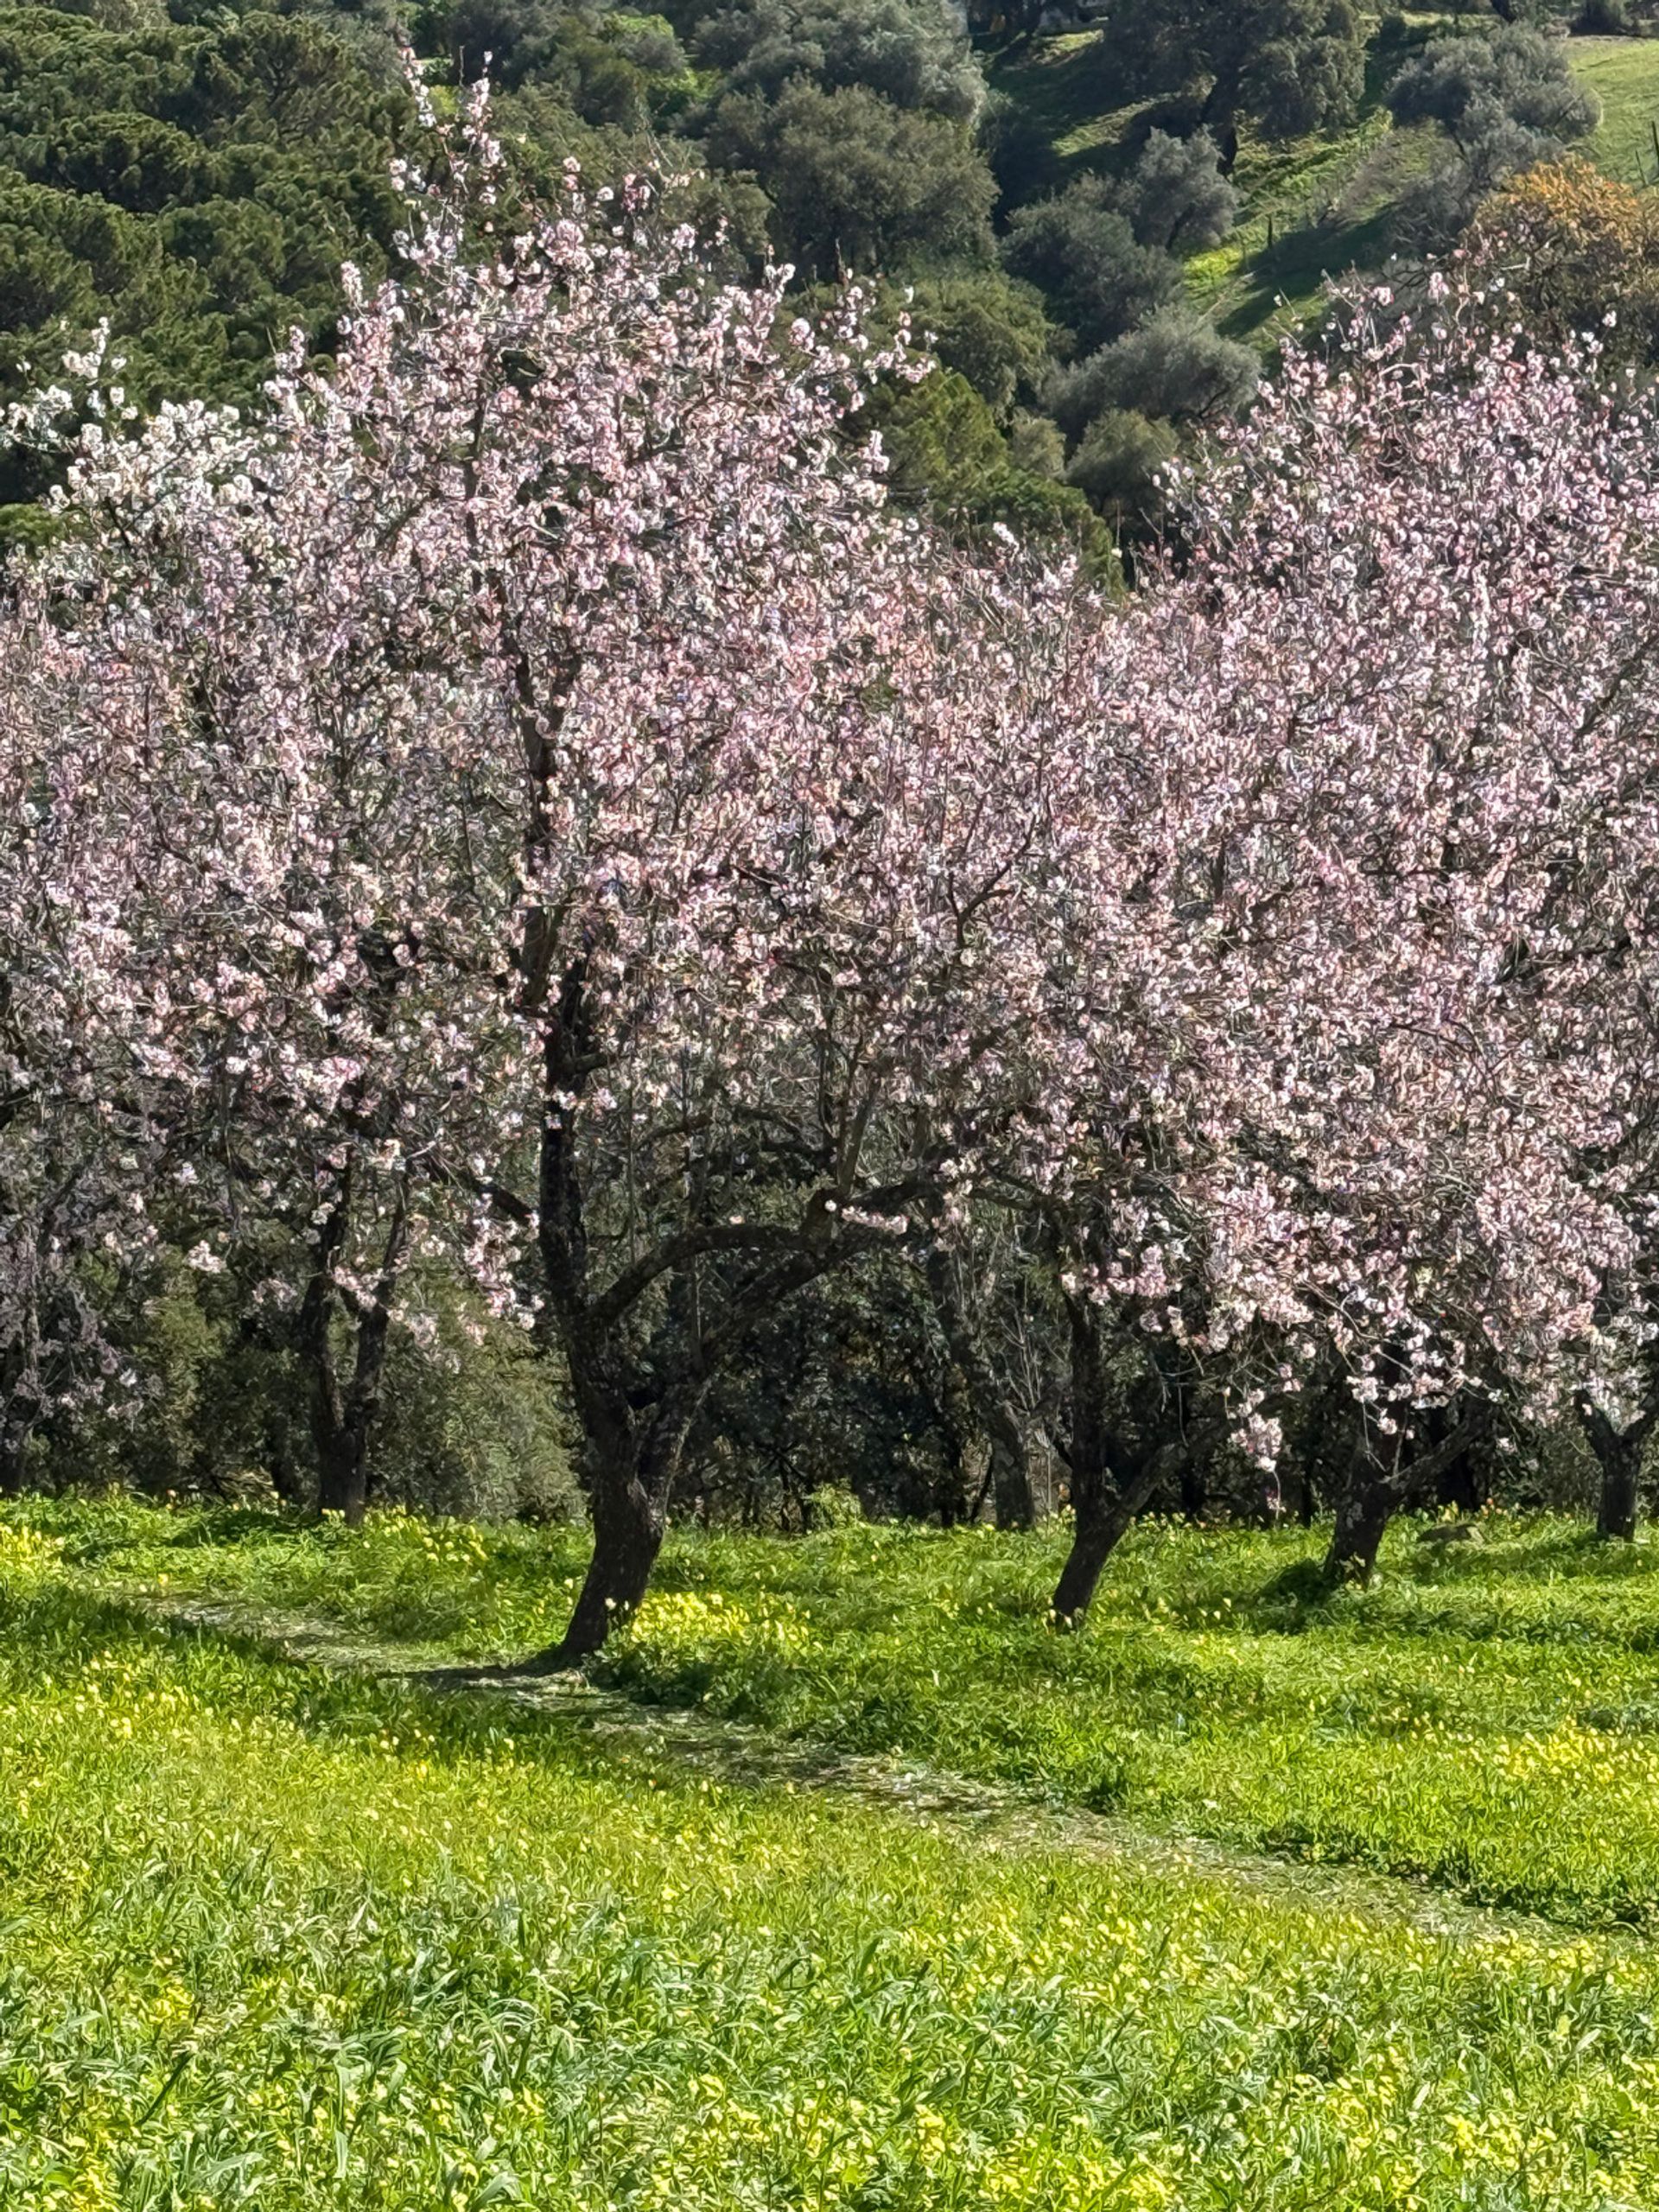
left=1097, top=0, right=1365, bottom=156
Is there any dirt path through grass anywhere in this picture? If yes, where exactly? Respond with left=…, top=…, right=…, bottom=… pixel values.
left=135, top=1585, right=1602, bottom=1955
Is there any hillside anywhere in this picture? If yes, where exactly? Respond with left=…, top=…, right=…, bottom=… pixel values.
left=988, top=20, right=1659, bottom=347
left=3, top=1, right=1655, bottom=553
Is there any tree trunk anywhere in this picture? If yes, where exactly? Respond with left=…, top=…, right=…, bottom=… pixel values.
left=0, top=1433, right=27, bottom=1498
left=1325, top=1402, right=1485, bottom=1585
left=981, top=1418, right=1038, bottom=1530
left=1049, top=1300, right=1170, bottom=1627
left=1423, top=1402, right=1484, bottom=1514
left=523, top=959, right=895, bottom=1668
left=299, top=1179, right=406, bottom=1529
left=1586, top=1408, right=1647, bottom=1541
left=1052, top=1487, right=1144, bottom=1624
left=265, top=1409, right=308, bottom=1510
left=1199, top=75, right=1241, bottom=173
left=1325, top=1457, right=1396, bottom=1586
left=526, top=1390, right=703, bottom=1669
left=1178, top=1455, right=1206, bottom=1522
left=1598, top=1440, right=1642, bottom=1541
left=0, top=1338, right=39, bottom=1498
left=923, top=1247, right=1037, bottom=1530
left=1435, top=1444, right=1484, bottom=1515
left=315, top=1419, right=370, bottom=1526
left=533, top=1459, right=665, bottom=1666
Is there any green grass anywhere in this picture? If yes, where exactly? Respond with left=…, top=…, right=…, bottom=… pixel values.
left=985, top=31, right=1139, bottom=177
left=40, top=1497, right=1659, bottom=1932
left=15, top=1511, right=1659, bottom=2207
left=1577, top=35, right=1659, bottom=188
left=982, top=29, right=1431, bottom=347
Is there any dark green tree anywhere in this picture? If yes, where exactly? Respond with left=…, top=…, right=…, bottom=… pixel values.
left=1096, top=0, right=1364, bottom=162
left=692, top=0, right=983, bottom=121
left=1389, top=26, right=1600, bottom=245
left=1048, top=308, right=1259, bottom=438
left=705, top=79, right=995, bottom=275
left=0, top=5, right=415, bottom=521
left=1388, top=24, right=1599, bottom=148
left=1065, top=407, right=1178, bottom=531
left=1116, top=128, right=1236, bottom=252
left=1001, top=174, right=1179, bottom=351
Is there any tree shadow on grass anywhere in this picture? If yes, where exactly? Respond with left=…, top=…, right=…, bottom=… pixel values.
left=1240, top=1554, right=1337, bottom=1632
left=1215, top=205, right=1398, bottom=342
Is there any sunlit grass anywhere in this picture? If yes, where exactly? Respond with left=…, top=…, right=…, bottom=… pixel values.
left=35, top=1495, right=1659, bottom=1929
left=10, top=1513, right=1659, bottom=2206
left=983, top=26, right=1659, bottom=349
left=1576, top=33, right=1659, bottom=189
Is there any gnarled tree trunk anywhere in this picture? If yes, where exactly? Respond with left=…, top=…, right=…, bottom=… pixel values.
left=1584, top=1403, right=1649, bottom=1541
left=1324, top=1397, right=1485, bottom=1586
left=518, top=964, right=940, bottom=1668
left=523, top=1389, right=707, bottom=1667
left=298, top=1171, right=407, bottom=1528
left=1325, top=1443, right=1398, bottom=1586
left=1050, top=1299, right=1191, bottom=1628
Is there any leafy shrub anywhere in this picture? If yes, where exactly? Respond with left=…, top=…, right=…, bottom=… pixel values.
left=1001, top=175, right=1180, bottom=350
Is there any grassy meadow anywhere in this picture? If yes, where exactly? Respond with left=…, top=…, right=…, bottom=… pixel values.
left=31, top=1497, right=1659, bottom=1927
left=11, top=1504, right=1659, bottom=2207
left=1580, top=33, right=1659, bottom=187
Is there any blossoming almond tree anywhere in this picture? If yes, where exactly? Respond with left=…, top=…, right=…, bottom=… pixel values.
left=0, top=614, right=172, bottom=1491
left=1135, top=276, right=1659, bottom=1580
left=20, top=90, right=1659, bottom=1643
left=926, top=274, right=1659, bottom=1611
left=17, top=93, right=1119, bottom=1649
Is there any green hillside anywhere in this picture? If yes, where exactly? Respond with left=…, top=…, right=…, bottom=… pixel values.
left=1580, top=30, right=1659, bottom=181
left=1, top=1, right=1656, bottom=552
left=989, top=21, right=1659, bottom=346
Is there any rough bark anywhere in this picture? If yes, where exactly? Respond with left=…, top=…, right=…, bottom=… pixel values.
left=1584, top=1404, right=1649, bottom=1541
left=1052, top=1483, right=1152, bottom=1624
left=264, top=1408, right=308, bottom=1510
left=1324, top=1402, right=1485, bottom=1586
left=0, top=1319, right=41, bottom=1499
left=1325, top=1448, right=1397, bottom=1586
left=298, top=1172, right=407, bottom=1528
left=1049, top=1300, right=1187, bottom=1628
left=0, top=1433, right=26, bottom=1499
left=524, top=1397, right=702, bottom=1667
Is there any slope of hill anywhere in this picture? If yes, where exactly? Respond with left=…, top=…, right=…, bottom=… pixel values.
left=988, top=19, right=1659, bottom=348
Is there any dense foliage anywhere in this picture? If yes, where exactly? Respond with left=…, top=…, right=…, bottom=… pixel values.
left=1, top=0, right=1638, bottom=556
left=0, top=4, right=415, bottom=516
